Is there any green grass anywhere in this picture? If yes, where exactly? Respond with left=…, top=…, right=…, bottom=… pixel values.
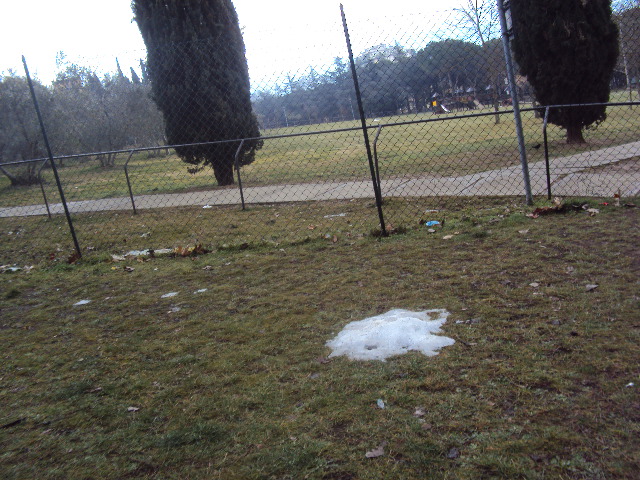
left=1, top=96, right=639, bottom=208
left=1, top=198, right=638, bottom=479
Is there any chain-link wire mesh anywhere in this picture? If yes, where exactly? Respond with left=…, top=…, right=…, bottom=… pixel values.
left=1, top=2, right=638, bottom=265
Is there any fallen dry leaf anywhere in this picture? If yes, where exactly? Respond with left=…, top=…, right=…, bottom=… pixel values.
left=174, top=244, right=209, bottom=257
left=527, top=200, right=565, bottom=218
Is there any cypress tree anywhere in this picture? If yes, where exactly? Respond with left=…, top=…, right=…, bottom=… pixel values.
left=510, top=0, right=619, bottom=143
left=132, top=0, right=261, bottom=185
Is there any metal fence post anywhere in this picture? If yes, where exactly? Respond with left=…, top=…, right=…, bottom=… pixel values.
left=234, top=140, right=246, bottom=211
left=340, top=4, right=387, bottom=235
left=372, top=125, right=383, bottom=197
left=37, top=158, right=52, bottom=219
left=542, top=107, right=552, bottom=200
left=23, top=56, right=82, bottom=258
left=497, top=1, right=533, bottom=205
left=124, top=150, right=138, bottom=214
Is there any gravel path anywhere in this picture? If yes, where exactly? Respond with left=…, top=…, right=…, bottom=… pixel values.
left=2, top=141, right=639, bottom=218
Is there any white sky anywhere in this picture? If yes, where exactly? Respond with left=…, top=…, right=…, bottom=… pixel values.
left=1, top=0, right=462, bottom=85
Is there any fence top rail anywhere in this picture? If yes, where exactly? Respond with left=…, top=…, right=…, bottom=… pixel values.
left=0, top=157, right=51, bottom=168
left=5, top=101, right=638, bottom=168
left=535, top=101, right=640, bottom=110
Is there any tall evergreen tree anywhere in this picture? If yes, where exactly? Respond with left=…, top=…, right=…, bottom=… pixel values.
left=132, top=0, right=261, bottom=185
left=510, top=0, right=619, bottom=143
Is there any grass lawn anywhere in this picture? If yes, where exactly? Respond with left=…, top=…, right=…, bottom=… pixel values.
left=1, top=198, right=638, bottom=479
left=1, top=97, right=638, bottom=209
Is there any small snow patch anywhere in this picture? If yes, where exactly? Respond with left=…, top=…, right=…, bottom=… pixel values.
left=161, top=292, right=178, bottom=298
left=194, top=288, right=208, bottom=294
left=1, top=265, right=23, bottom=273
left=73, top=300, right=91, bottom=306
left=326, top=309, right=455, bottom=361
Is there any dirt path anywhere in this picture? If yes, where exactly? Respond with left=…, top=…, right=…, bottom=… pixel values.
left=2, top=141, right=639, bottom=218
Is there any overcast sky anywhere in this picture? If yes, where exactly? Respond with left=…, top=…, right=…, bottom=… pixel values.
left=1, top=0, right=463, bottom=85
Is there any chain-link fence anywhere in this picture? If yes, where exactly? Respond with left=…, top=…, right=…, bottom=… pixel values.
left=1, top=3, right=639, bottom=265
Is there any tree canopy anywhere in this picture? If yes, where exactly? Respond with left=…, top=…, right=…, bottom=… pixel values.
left=511, top=0, right=619, bottom=143
left=132, top=0, right=262, bottom=186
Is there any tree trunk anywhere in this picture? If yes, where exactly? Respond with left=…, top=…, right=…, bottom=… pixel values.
left=0, top=164, right=40, bottom=186
left=532, top=100, right=542, bottom=119
left=213, top=162, right=235, bottom=186
left=0, top=165, right=19, bottom=184
left=566, top=124, right=586, bottom=144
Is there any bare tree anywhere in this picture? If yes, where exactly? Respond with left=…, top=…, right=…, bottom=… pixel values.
left=453, top=0, right=499, bottom=47
left=0, top=74, right=51, bottom=185
left=453, top=1, right=503, bottom=123
left=613, top=0, right=640, bottom=103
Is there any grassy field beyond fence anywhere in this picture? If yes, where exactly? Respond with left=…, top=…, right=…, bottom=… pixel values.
left=2, top=98, right=638, bottom=209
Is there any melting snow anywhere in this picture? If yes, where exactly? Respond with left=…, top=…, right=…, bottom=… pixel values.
left=326, top=309, right=455, bottom=361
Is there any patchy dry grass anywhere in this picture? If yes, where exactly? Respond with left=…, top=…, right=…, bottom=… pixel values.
left=0, top=197, right=384, bottom=266
left=1, top=199, right=638, bottom=479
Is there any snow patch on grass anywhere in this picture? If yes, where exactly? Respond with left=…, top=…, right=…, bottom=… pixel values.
left=327, top=309, right=455, bottom=361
